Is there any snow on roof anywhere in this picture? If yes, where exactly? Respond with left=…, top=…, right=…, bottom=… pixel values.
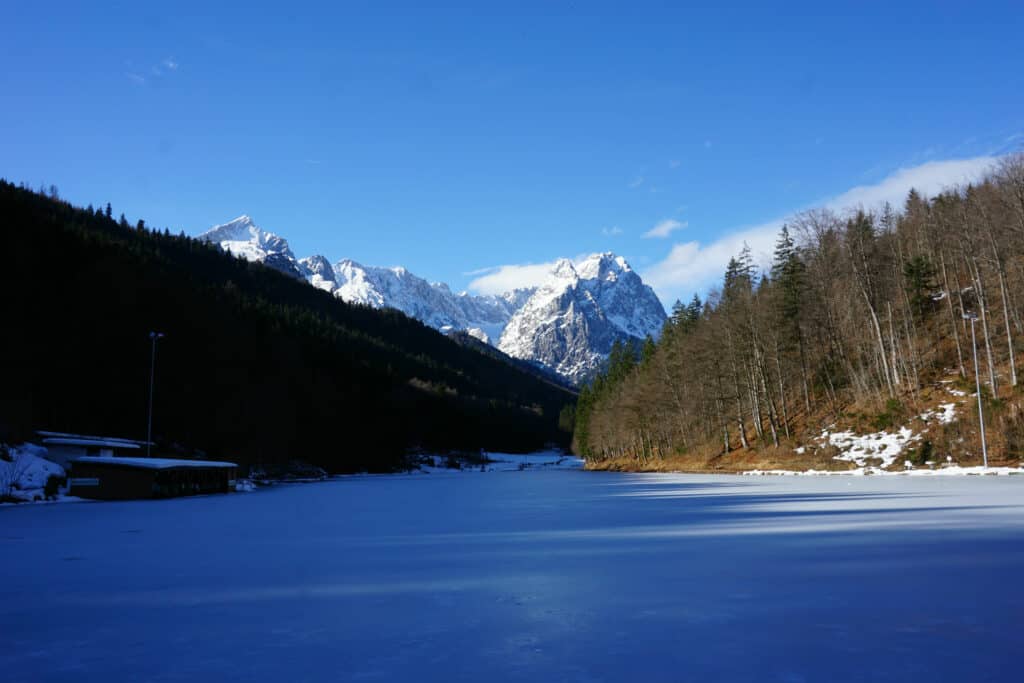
left=69, top=456, right=238, bottom=470
left=43, top=438, right=143, bottom=449
left=38, top=431, right=152, bottom=448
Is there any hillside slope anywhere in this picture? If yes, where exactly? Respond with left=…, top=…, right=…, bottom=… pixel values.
left=575, top=157, right=1024, bottom=473
left=0, top=182, right=575, bottom=472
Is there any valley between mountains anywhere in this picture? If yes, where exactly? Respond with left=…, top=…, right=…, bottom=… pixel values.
left=199, top=216, right=667, bottom=383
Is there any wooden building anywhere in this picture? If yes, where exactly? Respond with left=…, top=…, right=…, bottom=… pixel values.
left=69, top=456, right=238, bottom=500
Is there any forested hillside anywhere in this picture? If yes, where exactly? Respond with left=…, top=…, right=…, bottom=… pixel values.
left=575, top=156, right=1024, bottom=470
left=0, top=182, right=575, bottom=472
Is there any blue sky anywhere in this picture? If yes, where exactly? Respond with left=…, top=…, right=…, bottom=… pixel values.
left=3, top=1, right=1023, bottom=306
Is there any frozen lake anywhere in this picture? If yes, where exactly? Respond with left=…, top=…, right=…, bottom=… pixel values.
left=3, top=469, right=1024, bottom=682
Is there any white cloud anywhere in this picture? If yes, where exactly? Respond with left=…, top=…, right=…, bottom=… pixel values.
left=162, top=58, right=179, bottom=71
left=642, top=155, right=1000, bottom=305
left=602, top=226, right=623, bottom=236
left=467, top=261, right=560, bottom=295
left=628, top=176, right=645, bottom=189
left=643, top=218, right=687, bottom=239
left=828, top=156, right=999, bottom=209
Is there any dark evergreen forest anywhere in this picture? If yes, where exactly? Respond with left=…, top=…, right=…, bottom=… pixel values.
left=0, top=181, right=575, bottom=472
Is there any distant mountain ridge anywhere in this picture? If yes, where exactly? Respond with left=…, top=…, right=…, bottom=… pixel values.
left=198, top=216, right=667, bottom=382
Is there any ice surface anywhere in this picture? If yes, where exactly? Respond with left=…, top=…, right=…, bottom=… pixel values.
left=2, top=471, right=1024, bottom=681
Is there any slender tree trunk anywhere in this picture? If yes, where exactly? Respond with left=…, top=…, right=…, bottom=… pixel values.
left=773, top=337, right=791, bottom=439
left=862, top=288, right=894, bottom=397
left=940, top=252, right=966, bottom=377
left=887, top=301, right=901, bottom=388
left=989, top=245, right=1019, bottom=387
left=798, top=332, right=812, bottom=415
left=968, top=256, right=999, bottom=394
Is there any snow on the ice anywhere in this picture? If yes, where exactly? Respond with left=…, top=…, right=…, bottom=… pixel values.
left=3, top=471, right=1024, bottom=682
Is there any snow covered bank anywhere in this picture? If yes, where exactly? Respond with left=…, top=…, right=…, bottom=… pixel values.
left=411, top=449, right=583, bottom=473
left=0, top=443, right=70, bottom=503
left=744, top=465, right=1024, bottom=477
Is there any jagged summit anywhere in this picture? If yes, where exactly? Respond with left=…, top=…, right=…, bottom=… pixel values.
left=496, top=254, right=666, bottom=381
left=196, top=217, right=666, bottom=382
left=198, top=216, right=302, bottom=279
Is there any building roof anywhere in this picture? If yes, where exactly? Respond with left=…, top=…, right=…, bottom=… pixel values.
left=38, top=431, right=151, bottom=449
left=69, top=456, right=238, bottom=470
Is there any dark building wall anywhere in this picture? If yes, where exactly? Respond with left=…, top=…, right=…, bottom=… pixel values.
left=69, top=462, right=236, bottom=500
left=69, top=462, right=157, bottom=500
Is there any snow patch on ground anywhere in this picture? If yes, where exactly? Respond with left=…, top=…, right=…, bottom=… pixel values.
left=752, top=388, right=996, bottom=476
left=0, top=444, right=67, bottom=503
left=919, top=402, right=957, bottom=424
left=824, top=426, right=919, bottom=469
left=744, top=465, right=1024, bottom=477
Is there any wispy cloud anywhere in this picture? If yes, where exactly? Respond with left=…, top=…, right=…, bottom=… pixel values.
left=628, top=176, right=645, bottom=189
left=642, top=155, right=1000, bottom=305
left=128, top=56, right=180, bottom=85
left=643, top=218, right=687, bottom=239
left=468, top=261, right=561, bottom=294
left=602, top=226, right=624, bottom=237
left=669, top=160, right=681, bottom=169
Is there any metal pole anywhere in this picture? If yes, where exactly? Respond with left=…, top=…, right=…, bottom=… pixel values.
left=970, top=318, right=988, bottom=468
left=146, top=332, right=163, bottom=458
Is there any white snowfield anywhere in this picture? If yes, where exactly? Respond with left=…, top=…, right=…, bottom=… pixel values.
left=3, top=470, right=1024, bottom=681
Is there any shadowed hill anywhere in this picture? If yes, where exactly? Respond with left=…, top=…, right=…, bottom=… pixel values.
left=0, top=181, right=575, bottom=472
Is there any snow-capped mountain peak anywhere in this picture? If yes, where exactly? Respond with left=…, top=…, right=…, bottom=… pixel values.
left=495, top=253, right=665, bottom=381
left=196, top=217, right=666, bottom=383
left=199, top=216, right=303, bottom=279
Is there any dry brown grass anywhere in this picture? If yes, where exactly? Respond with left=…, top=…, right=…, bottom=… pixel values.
left=586, top=444, right=857, bottom=474
left=585, top=370, right=1024, bottom=473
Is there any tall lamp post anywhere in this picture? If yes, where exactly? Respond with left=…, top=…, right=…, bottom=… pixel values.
left=964, top=314, right=988, bottom=468
left=147, top=332, right=165, bottom=458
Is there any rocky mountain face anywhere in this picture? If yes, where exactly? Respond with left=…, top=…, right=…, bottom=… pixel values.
left=497, top=255, right=668, bottom=381
left=198, top=216, right=666, bottom=383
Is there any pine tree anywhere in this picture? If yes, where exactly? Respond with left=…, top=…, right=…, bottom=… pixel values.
left=903, top=255, right=937, bottom=320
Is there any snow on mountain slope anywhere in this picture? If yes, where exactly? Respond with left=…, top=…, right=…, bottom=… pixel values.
left=196, top=217, right=666, bottom=382
left=498, top=253, right=666, bottom=382
left=198, top=216, right=304, bottom=279
left=298, top=255, right=337, bottom=292
left=331, top=260, right=519, bottom=342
